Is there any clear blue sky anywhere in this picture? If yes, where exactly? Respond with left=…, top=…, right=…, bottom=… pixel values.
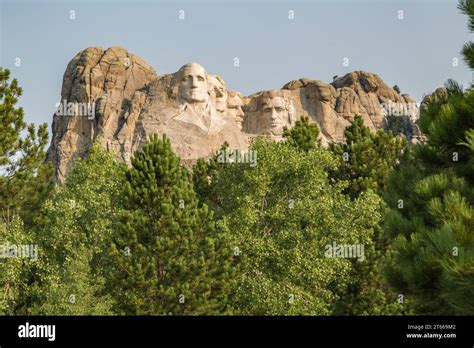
left=0, top=0, right=472, bottom=133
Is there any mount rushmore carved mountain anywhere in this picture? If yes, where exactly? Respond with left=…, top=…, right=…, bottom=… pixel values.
left=46, top=46, right=422, bottom=182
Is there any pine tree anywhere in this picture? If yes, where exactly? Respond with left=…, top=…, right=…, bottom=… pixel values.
left=0, top=68, right=24, bottom=168
left=282, top=116, right=320, bottom=151
left=327, top=116, right=408, bottom=314
left=417, top=80, right=474, bottom=181
left=109, top=134, right=235, bottom=315
left=192, top=142, right=229, bottom=210
left=383, top=83, right=474, bottom=314
left=330, top=115, right=407, bottom=197
left=0, top=67, right=53, bottom=227
left=459, top=0, right=474, bottom=71
left=343, top=115, right=372, bottom=144
left=384, top=167, right=474, bottom=314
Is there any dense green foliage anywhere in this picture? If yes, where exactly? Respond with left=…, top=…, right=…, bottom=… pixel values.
left=192, top=142, right=229, bottom=208
left=383, top=15, right=474, bottom=310
left=1, top=76, right=473, bottom=316
left=31, top=144, right=124, bottom=315
left=0, top=144, right=122, bottom=314
left=0, top=68, right=53, bottom=227
left=459, top=0, right=474, bottom=72
left=197, top=137, right=382, bottom=314
left=327, top=116, right=408, bottom=315
left=330, top=115, right=406, bottom=197
left=0, top=1, right=473, bottom=315
left=108, top=134, right=235, bottom=315
left=282, top=116, right=320, bottom=151
left=0, top=216, right=36, bottom=314
left=383, top=84, right=474, bottom=315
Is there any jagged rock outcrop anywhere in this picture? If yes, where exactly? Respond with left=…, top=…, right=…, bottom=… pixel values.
left=47, top=47, right=421, bottom=182
left=47, top=47, right=157, bottom=180
left=421, top=87, right=449, bottom=107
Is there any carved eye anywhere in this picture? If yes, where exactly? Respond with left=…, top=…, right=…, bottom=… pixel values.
left=198, top=76, right=204, bottom=81
left=275, top=107, right=284, bottom=112
left=264, top=107, right=272, bottom=113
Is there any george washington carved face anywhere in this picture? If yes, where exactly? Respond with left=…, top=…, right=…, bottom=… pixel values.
left=178, top=63, right=209, bottom=104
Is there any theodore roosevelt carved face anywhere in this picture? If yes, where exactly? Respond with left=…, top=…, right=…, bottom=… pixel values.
left=227, top=92, right=245, bottom=129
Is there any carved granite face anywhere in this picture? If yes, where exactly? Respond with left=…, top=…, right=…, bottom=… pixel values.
left=210, top=75, right=228, bottom=112
left=261, top=96, right=292, bottom=136
left=178, top=63, right=209, bottom=104
left=48, top=47, right=423, bottom=184
left=227, top=92, right=245, bottom=129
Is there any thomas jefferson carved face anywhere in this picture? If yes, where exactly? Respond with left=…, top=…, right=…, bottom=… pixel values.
left=210, top=75, right=228, bottom=112
left=178, top=63, right=209, bottom=104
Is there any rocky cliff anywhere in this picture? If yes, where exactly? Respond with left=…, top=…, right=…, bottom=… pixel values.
left=47, top=47, right=422, bottom=182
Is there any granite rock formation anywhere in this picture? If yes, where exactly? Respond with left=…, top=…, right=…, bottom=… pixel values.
left=47, top=47, right=421, bottom=182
